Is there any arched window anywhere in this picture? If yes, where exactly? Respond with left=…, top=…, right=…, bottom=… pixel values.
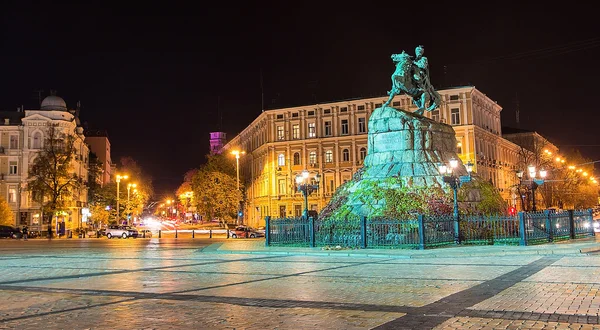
left=293, top=152, right=301, bottom=165
left=278, top=153, right=285, bottom=166
left=32, top=132, right=42, bottom=149
left=309, top=151, right=317, bottom=164
left=360, top=147, right=367, bottom=161
left=342, top=149, right=350, bottom=162
left=325, top=150, right=333, bottom=163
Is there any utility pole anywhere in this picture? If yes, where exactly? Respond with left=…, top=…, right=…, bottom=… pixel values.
left=515, top=92, right=520, bottom=128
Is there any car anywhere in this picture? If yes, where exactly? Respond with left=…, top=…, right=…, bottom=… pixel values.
left=0, top=225, right=22, bottom=239
left=593, top=220, right=600, bottom=233
left=228, top=226, right=265, bottom=238
left=105, top=225, right=139, bottom=239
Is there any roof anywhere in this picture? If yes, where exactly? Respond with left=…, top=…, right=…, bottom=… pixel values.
left=0, top=111, right=25, bottom=125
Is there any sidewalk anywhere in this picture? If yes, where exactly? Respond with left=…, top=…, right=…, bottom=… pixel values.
left=207, top=236, right=600, bottom=258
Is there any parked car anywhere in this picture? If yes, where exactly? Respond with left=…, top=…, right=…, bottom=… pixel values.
left=105, top=225, right=139, bottom=239
left=228, top=226, right=265, bottom=238
left=0, top=225, right=22, bottom=239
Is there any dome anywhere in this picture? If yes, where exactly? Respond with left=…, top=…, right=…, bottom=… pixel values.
left=40, top=95, right=67, bottom=111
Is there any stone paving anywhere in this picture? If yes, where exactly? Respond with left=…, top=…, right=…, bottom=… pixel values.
left=1, top=238, right=600, bottom=329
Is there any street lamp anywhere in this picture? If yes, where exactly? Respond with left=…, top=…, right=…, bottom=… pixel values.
left=115, top=174, right=129, bottom=223
left=231, top=150, right=245, bottom=224
left=439, top=158, right=473, bottom=244
left=230, top=150, right=246, bottom=190
left=126, top=183, right=137, bottom=225
left=295, top=169, right=321, bottom=219
left=516, top=165, right=547, bottom=211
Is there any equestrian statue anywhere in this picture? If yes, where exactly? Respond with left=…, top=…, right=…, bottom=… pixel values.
left=382, top=45, right=441, bottom=115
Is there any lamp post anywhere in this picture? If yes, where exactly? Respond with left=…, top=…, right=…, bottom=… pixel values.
left=126, top=183, right=137, bottom=225
left=439, top=158, right=473, bottom=244
left=231, top=150, right=245, bottom=224
left=295, top=169, right=321, bottom=219
left=115, top=174, right=128, bottom=223
left=516, top=165, right=547, bottom=212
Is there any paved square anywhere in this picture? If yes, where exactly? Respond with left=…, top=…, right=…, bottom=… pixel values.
left=1, top=239, right=600, bottom=329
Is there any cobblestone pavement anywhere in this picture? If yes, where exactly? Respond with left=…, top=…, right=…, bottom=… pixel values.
left=1, top=239, right=600, bottom=329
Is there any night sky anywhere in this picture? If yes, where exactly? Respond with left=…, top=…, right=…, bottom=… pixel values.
left=1, top=2, right=599, bottom=197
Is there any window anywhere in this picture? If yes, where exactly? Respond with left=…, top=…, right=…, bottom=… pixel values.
left=33, top=132, right=42, bottom=149
left=360, top=147, right=367, bottom=161
left=309, top=151, right=317, bottom=164
left=392, top=101, right=401, bottom=107
left=278, top=153, right=285, bottom=166
left=308, top=110, right=315, bottom=116
left=341, top=119, right=349, bottom=135
left=340, top=107, right=348, bottom=112
left=357, top=105, right=365, bottom=111
left=294, top=205, right=302, bottom=217
left=450, top=95, right=459, bottom=101
left=342, top=149, right=350, bottom=162
left=325, top=150, right=333, bottom=163
left=278, top=179, right=286, bottom=195
left=9, top=161, right=17, bottom=175
left=451, top=108, right=460, bottom=125
left=457, top=142, right=463, bottom=154
left=358, top=117, right=366, bottom=133
left=431, top=109, right=440, bottom=122
left=293, top=152, right=300, bottom=165
left=277, top=126, right=284, bottom=140
left=324, top=109, right=331, bottom=114
left=9, top=135, right=18, bottom=149
left=276, top=114, right=283, bottom=119
left=308, top=122, right=316, bottom=138
left=324, top=121, right=332, bottom=136
left=292, top=124, right=300, bottom=139
left=292, top=112, right=299, bottom=118
left=375, top=103, right=382, bottom=108
left=8, top=188, right=16, bottom=203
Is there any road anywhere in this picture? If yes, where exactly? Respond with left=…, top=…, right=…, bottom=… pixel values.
left=1, top=238, right=600, bottom=329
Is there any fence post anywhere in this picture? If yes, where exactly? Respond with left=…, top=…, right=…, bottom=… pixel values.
left=209, top=229, right=212, bottom=238
left=227, top=226, right=230, bottom=239
left=544, top=210, right=553, bottom=242
left=418, top=214, right=426, bottom=250
left=309, top=217, right=315, bottom=248
left=361, top=216, right=367, bottom=249
left=265, top=216, right=271, bottom=246
left=518, top=212, right=527, bottom=246
left=143, top=230, right=146, bottom=238
left=175, top=229, right=178, bottom=239
left=192, top=230, right=195, bottom=238
left=568, top=210, right=576, bottom=239
left=158, top=230, right=161, bottom=238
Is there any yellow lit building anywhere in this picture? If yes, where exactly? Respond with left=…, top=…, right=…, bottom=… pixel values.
left=223, top=87, right=543, bottom=228
left=0, top=95, right=89, bottom=232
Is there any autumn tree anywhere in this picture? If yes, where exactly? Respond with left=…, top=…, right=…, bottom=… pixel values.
left=191, top=154, right=242, bottom=224
left=0, top=197, right=14, bottom=226
left=27, top=125, right=82, bottom=222
left=117, top=157, right=154, bottom=219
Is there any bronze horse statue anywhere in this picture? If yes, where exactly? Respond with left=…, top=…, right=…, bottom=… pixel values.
left=382, top=50, right=441, bottom=115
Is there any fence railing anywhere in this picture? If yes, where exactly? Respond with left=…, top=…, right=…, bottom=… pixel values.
left=265, top=209, right=595, bottom=249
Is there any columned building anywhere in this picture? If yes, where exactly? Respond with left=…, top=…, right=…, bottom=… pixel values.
left=223, top=87, right=549, bottom=228
left=0, top=95, right=89, bottom=231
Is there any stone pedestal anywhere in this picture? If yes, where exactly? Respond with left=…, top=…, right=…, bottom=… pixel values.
left=320, top=106, right=471, bottom=219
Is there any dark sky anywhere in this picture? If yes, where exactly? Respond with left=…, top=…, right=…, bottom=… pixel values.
left=1, top=2, right=599, bottom=196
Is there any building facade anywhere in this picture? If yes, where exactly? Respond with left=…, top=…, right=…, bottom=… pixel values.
left=0, top=95, right=89, bottom=232
left=85, top=129, right=113, bottom=186
left=223, top=87, right=540, bottom=228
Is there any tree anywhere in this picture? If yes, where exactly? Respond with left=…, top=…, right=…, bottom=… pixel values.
left=27, top=125, right=81, bottom=221
left=117, top=156, right=154, bottom=219
left=0, top=197, right=14, bottom=226
left=177, top=169, right=197, bottom=208
left=86, top=152, right=104, bottom=204
left=191, top=154, right=242, bottom=223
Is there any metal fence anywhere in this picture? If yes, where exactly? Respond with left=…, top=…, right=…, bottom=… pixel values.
left=265, top=209, right=595, bottom=249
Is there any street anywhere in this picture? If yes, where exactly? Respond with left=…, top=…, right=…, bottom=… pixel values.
left=1, top=239, right=600, bottom=329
